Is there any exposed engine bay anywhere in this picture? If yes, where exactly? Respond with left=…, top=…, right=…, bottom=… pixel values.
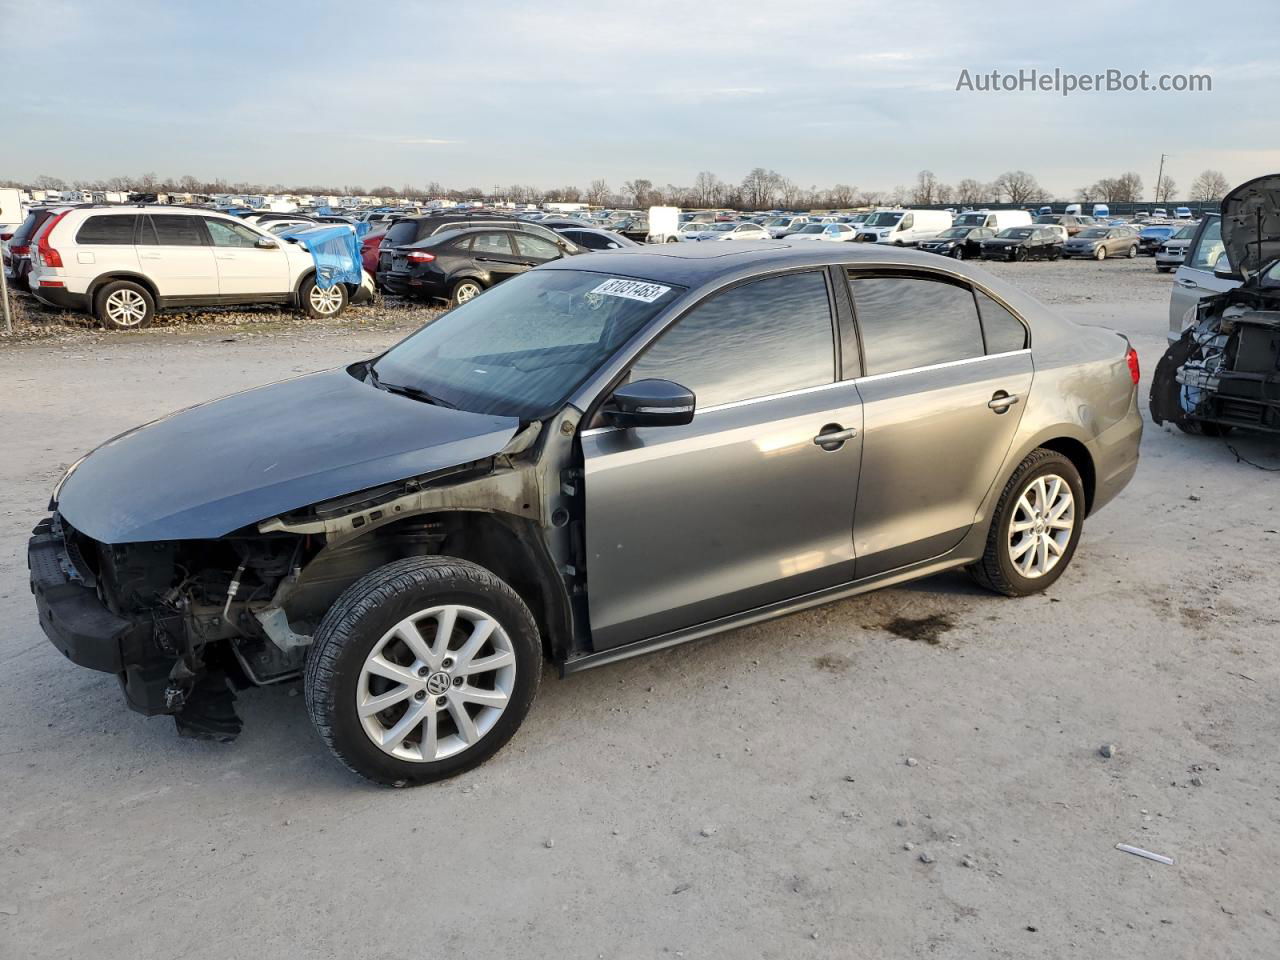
left=1151, top=288, right=1280, bottom=436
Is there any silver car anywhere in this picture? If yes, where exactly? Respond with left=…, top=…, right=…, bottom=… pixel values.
left=30, top=243, right=1142, bottom=785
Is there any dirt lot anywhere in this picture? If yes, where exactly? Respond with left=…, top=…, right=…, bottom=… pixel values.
left=2, top=257, right=1278, bottom=959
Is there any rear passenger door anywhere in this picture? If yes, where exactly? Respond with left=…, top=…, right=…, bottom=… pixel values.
left=469, top=232, right=526, bottom=285
left=847, top=270, right=1032, bottom=577
left=139, top=215, right=218, bottom=298
left=581, top=270, right=863, bottom=650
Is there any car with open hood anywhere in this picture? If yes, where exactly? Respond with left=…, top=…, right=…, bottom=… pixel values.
left=30, top=243, right=1142, bottom=785
left=1151, top=173, right=1280, bottom=436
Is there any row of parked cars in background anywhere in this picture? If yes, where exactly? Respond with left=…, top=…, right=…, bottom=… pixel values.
left=1, top=194, right=1212, bottom=326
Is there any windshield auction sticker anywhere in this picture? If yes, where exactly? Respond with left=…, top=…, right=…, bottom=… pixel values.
left=591, top=278, right=671, bottom=303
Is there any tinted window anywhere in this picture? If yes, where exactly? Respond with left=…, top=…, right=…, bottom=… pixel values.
left=629, top=271, right=834, bottom=408
left=473, top=233, right=514, bottom=255
left=384, top=220, right=419, bottom=246
left=976, top=291, right=1028, bottom=353
left=151, top=215, right=206, bottom=246
left=850, top=274, right=984, bottom=376
left=513, top=233, right=561, bottom=259
left=75, top=214, right=138, bottom=245
left=205, top=218, right=263, bottom=247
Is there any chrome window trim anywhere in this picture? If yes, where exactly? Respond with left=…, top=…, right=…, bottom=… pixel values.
left=579, top=349, right=1031, bottom=437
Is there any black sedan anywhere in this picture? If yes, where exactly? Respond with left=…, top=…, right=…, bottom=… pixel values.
left=380, top=225, right=579, bottom=305
left=980, top=226, right=1063, bottom=262
left=918, top=226, right=995, bottom=259
left=553, top=226, right=638, bottom=251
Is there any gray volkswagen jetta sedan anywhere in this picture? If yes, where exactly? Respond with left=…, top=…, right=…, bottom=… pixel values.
left=29, top=242, right=1142, bottom=785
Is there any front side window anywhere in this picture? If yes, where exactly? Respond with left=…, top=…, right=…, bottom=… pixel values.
left=849, top=274, right=984, bottom=376
left=75, top=215, right=138, bottom=245
left=628, top=271, right=834, bottom=409
left=1189, top=217, right=1225, bottom=271
left=513, top=233, right=561, bottom=259
left=150, top=215, right=206, bottom=246
left=205, top=218, right=263, bottom=247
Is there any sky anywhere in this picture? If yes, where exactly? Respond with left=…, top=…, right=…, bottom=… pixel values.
left=5, top=0, right=1278, bottom=199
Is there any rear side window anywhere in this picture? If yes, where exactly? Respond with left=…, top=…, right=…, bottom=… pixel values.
left=75, top=215, right=139, bottom=244
left=14, top=210, right=54, bottom=245
left=150, top=215, right=206, bottom=246
left=472, top=233, right=514, bottom=255
left=849, top=274, right=984, bottom=376
left=628, top=270, right=834, bottom=408
left=975, top=291, right=1028, bottom=353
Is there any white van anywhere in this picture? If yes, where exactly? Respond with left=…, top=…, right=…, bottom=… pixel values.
left=1064, top=203, right=1083, bottom=216
left=854, top=209, right=952, bottom=245
left=952, top=209, right=1032, bottom=232
left=1092, top=203, right=1111, bottom=219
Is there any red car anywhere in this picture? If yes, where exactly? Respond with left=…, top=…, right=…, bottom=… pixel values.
left=361, top=229, right=387, bottom=277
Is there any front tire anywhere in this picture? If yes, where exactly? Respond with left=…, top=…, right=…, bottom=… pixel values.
left=305, top=557, right=542, bottom=786
left=95, top=280, right=155, bottom=330
left=1094, top=246, right=1107, bottom=261
left=968, top=449, right=1085, bottom=597
left=300, top=275, right=348, bottom=318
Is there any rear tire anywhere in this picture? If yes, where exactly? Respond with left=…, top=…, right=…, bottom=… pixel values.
left=451, top=278, right=484, bottom=307
left=300, top=275, right=348, bottom=318
left=1127, top=245, right=1139, bottom=258
left=968, top=449, right=1085, bottom=597
left=305, top=556, right=542, bottom=786
left=94, top=280, right=155, bottom=330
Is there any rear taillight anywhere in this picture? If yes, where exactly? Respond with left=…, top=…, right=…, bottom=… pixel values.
left=0, top=232, right=11, bottom=242
left=36, top=210, right=71, bottom=268
left=1126, top=346, right=1140, bottom=385
left=10, top=244, right=29, bottom=257
left=406, top=251, right=436, bottom=264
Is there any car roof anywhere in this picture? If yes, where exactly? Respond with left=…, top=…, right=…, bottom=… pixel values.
left=540, top=240, right=975, bottom=287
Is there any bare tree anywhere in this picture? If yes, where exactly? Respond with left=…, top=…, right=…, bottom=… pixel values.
left=33, top=174, right=67, bottom=190
left=1155, top=174, right=1177, bottom=204
left=1190, top=169, right=1230, bottom=201
left=827, top=184, right=857, bottom=208
left=1114, top=172, right=1144, bottom=202
left=935, top=182, right=954, bottom=205
left=622, top=179, right=655, bottom=208
left=909, top=170, right=939, bottom=206
left=993, top=170, right=1043, bottom=205
left=585, top=179, right=611, bottom=206
left=740, top=168, right=782, bottom=210
left=954, top=179, right=986, bottom=206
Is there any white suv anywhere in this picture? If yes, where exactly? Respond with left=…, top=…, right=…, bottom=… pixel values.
left=27, top=206, right=374, bottom=329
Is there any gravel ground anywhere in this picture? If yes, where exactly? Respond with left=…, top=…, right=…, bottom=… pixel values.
left=1, top=257, right=1278, bottom=959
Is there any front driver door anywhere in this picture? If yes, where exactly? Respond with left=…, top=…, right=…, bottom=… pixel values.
left=580, top=270, right=864, bottom=651
left=203, top=217, right=290, bottom=296
left=469, top=232, right=525, bottom=286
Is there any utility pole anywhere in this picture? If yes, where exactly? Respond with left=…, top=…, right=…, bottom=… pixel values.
left=1154, top=153, right=1168, bottom=205
left=0, top=254, right=11, bottom=335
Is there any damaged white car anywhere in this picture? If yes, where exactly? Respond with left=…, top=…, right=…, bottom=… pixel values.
left=1151, top=174, right=1280, bottom=436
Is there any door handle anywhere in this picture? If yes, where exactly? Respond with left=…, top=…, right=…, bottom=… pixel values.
left=988, top=392, right=1020, bottom=412
left=139, top=252, right=161, bottom=259
left=1177, top=278, right=1198, bottom=288
left=215, top=253, right=236, bottom=260
left=475, top=257, right=501, bottom=263
left=813, top=425, right=857, bottom=450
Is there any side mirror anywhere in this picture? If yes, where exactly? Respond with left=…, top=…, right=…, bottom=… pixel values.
left=256, top=236, right=278, bottom=249
left=1213, top=252, right=1237, bottom=279
left=604, top=379, right=695, bottom=428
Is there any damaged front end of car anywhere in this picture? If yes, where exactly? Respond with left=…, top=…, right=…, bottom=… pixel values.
left=1150, top=173, right=1280, bottom=436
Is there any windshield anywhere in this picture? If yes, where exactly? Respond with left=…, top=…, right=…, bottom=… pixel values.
left=764, top=217, right=789, bottom=226
left=1173, top=225, right=1195, bottom=240
left=954, top=213, right=986, bottom=226
left=1077, top=229, right=1108, bottom=239
left=937, top=227, right=970, bottom=239
left=797, top=225, right=825, bottom=234
left=999, top=228, right=1033, bottom=239
left=709, top=223, right=735, bottom=232
left=371, top=271, right=684, bottom=419
left=1141, top=227, right=1174, bottom=236
left=864, top=211, right=903, bottom=227
left=1034, top=215, right=1061, bottom=224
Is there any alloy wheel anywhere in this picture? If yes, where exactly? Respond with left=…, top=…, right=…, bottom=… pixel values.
left=455, top=282, right=481, bottom=303
left=1006, top=474, right=1075, bottom=579
left=309, top=282, right=345, bottom=315
left=356, top=604, right=516, bottom=763
left=105, top=289, right=148, bottom=327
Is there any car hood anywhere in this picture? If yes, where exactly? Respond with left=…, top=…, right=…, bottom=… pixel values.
left=1220, top=173, right=1280, bottom=280
left=56, top=368, right=521, bottom=543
